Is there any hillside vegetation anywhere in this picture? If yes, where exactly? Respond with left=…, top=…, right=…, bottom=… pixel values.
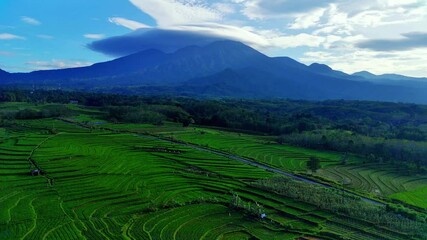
left=1, top=90, right=427, bottom=239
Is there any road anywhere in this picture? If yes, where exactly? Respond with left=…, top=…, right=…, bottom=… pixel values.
left=59, top=118, right=385, bottom=206
left=139, top=134, right=386, bottom=206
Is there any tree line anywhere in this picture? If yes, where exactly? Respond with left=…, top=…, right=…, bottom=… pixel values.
left=279, top=130, right=427, bottom=173
left=2, top=89, right=427, bottom=170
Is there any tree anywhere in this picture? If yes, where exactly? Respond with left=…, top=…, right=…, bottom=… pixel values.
left=182, top=117, right=195, bottom=127
left=307, top=157, right=321, bottom=173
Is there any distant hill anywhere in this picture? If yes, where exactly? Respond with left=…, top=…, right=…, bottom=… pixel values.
left=353, top=71, right=427, bottom=82
left=352, top=71, right=427, bottom=89
left=1, top=40, right=427, bottom=103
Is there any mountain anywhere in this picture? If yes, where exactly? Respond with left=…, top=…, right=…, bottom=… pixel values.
left=353, top=71, right=427, bottom=82
left=352, top=71, right=378, bottom=79
left=9, top=49, right=168, bottom=82
left=352, top=71, right=427, bottom=89
left=0, top=68, right=10, bottom=78
left=1, top=40, right=427, bottom=103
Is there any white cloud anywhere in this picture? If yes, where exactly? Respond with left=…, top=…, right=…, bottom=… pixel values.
left=26, top=59, right=92, bottom=70
left=103, top=1, right=343, bottom=52
left=21, top=16, right=41, bottom=26
left=212, top=3, right=236, bottom=14
left=99, top=0, right=427, bottom=76
left=0, top=33, right=25, bottom=40
left=128, top=0, right=222, bottom=26
left=170, top=23, right=271, bottom=48
left=300, top=47, right=427, bottom=77
left=105, top=1, right=270, bottom=49
left=288, top=8, right=327, bottom=29
left=242, top=0, right=336, bottom=19
left=84, top=34, right=106, bottom=39
left=270, top=33, right=326, bottom=48
left=108, top=17, right=151, bottom=30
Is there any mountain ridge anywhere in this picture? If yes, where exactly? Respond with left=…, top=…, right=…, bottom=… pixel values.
left=352, top=71, right=427, bottom=82
left=1, top=40, right=427, bottom=103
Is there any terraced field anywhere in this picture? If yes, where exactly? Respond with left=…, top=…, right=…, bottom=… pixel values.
left=107, top=123, right=427, bottom=209
left=115, top=125, right=352, bottom=172
left=0, top=117, right=417, bottom=239
left=390, top=185, right=427, bottom=209
left=318, top=165, right=427, bottom=197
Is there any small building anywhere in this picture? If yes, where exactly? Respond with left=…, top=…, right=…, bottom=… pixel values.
left=30, top=169, right=40, bottom=176
left=69, top=100, right=79, bottom=104
left=260, top=213, right=267, bottom=219
left=30, top=169, right=44, bottom=176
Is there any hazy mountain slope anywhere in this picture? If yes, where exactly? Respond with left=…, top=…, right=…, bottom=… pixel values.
left=353, top=71, right=427, bottom=82
left=1, top=40, right=427, bottom=103
left=0, top=68, right=10, bottom=79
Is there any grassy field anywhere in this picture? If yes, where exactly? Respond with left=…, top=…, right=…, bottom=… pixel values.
left=318, top=165, right=427, bottom=198
left=101, top=123, right=353, bottom=171
left=1, top=103, right=426, bottom=239
left=2, top=121, right=404, bottom=239
left=104, top=122, right=427, bottom=209
left=390, top=185, right=427, bottom=209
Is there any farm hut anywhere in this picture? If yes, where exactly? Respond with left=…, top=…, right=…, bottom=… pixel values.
left=260, top=213, right=267, bottom=219
left=69, top=100, right=79, bottom=104
left=30, top=169, right=40, bottom=176
left=30, top=169, right=44, bottom=176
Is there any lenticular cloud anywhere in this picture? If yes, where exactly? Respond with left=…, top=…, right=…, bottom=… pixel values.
left=87, top=28, right=227, bottom=56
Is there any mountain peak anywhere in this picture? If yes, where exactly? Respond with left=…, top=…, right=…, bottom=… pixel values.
left=204, top=40, right=263, bottom=55
left=309, top=63, right=333, bottom=72
left=352, top=71, right=377, bottom=79
left=206, top=40, right=248, bottom=48
left=3, top=39, right=427, bottom=103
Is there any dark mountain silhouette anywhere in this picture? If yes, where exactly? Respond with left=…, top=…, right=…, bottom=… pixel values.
left=1, top=40, right=427, bottom=103
left=0, top=68, right=10, bottom=78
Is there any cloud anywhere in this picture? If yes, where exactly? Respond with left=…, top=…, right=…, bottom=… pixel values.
left=128, top=0, right=222, bottom=26
left=300, top=43, right=427, bottom=77
left=97, top=0, right=353, bottom=58
left=93, top=0, right=427, bottom=76
left=84, top=34, right=106, bottom=39
left=357, top=32, right=427, bottom=51
left=26, top=59, right=92, bottom=70
left=212, top=3, right=236, bottom=14
left=109, top=17, right=151, bottom=30
left=271, top=33, right=326, bottom=48
left=242, top=0, right=336, bottom=19
left=0, top=33, right=25, bottom=40
left=21, top=16, right=41, bottom=26
left=88, top=24, right=327, bottom=57
left=95, top=0, right=289, bottom=56
left=87, top=28, right=226, bottom=56
left=288, top=8, right=327, bottom=29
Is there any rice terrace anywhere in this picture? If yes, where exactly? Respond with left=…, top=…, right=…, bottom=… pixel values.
left=2, top=1, right=427, bottom=239
left=0, top=92, right=427, bottom=240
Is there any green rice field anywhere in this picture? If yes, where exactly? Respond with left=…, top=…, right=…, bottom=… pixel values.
left=110, top=123, right=427, bottom=210
left=1, top=103, right=426, bottom=239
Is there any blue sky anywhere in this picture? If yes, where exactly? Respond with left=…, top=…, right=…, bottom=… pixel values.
left=1, top=0, right=427, bottom=77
